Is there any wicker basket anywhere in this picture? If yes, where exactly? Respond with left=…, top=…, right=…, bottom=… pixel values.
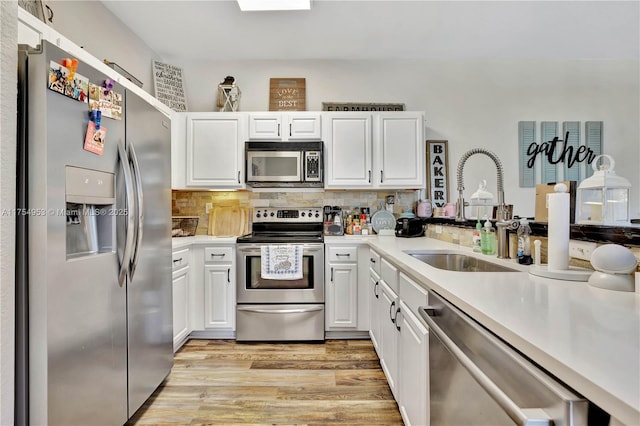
left=172, top=216, right=199, bottom=237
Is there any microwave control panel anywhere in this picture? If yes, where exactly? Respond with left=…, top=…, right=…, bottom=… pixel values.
left=305, top=151, right=321, bottom=181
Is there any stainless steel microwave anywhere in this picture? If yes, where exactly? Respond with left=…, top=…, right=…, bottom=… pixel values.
left=245, top=141, right=323, bottom=188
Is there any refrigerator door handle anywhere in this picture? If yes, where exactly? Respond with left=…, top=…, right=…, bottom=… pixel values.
left=118, top=141, right=136, bottom=287
left=128, top=141, right=144, bottom=280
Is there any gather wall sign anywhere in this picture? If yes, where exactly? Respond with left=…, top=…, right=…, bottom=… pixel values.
left=518, top=121, right=603, bottom=188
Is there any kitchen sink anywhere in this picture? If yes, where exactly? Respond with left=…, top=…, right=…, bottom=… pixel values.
left=403, top=251, right=519, bottom=273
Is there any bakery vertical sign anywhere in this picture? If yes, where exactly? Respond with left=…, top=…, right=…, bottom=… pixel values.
left=153, top=60, right=188, bottom=112
left=427, top=140, right=449, bottom=207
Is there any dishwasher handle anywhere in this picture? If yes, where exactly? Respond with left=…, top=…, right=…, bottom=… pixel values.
left=422, top=307, right=552, bottom=426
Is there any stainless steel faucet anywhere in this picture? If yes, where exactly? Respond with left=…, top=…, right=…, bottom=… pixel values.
left=496, top=219, right=519, bottom=259
left=455, top=148, right=508, bottom=222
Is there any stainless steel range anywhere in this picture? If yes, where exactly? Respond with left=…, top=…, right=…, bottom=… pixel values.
left=236, top=207, right=325, bottom=341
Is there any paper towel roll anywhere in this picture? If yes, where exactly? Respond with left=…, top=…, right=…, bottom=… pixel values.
left=547, top=184, right=569, bottom=271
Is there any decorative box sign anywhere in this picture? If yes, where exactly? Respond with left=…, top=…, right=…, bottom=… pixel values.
left=269, top=78, right=305, bottom=111
left=152, top=60, right=188, bottom=112
left=322, top=102, right=405, bottom=112
left=426, top=140, right=449, bottom=208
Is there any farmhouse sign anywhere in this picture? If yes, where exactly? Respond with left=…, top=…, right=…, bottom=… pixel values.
left=322, top=102, right=405, bottom=112
left=152, top=60, right=187, bottom=112
left=427, top=140, right=450, bottom=207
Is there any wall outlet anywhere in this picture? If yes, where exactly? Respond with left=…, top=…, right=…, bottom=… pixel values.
left=569, top=241, right=597, bottom=261
left=435, top=225, right=443, bottom=234
left=205, top=202, right=213, bottom=214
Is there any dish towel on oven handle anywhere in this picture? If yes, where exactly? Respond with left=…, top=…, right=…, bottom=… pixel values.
left=261, top=244, right=304, bottom=280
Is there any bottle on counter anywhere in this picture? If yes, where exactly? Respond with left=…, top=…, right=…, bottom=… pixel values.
left=481, top=220, right=496, bottom=255
left=517, top=218, right=533, bottom=265
left=472, top=220, right=482, bottom=252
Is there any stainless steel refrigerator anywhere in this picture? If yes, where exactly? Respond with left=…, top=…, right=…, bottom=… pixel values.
left=16, top=40, right=173, bottom=425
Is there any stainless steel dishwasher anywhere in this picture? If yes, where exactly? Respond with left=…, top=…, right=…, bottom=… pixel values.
left=419, top=291, right=588, bottom=426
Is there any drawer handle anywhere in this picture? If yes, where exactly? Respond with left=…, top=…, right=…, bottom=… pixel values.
left=395, top=307, right=401, bottom=332
left=389, top=300, right=396, bottom=323
left=227, top=268, right=231, bottom=283
left=336, top=253, right=350, bottom=257
left=330, top=267, right=334, bottom=282
left=370, top=258, right=376, bottom=263
left=173, top=258, right=183, bottom=263
left=210, top=253, right=226, bottom=258
left=373, top=281, right=379, bottom=299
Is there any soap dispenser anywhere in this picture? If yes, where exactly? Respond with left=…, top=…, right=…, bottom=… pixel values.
left=481, top=220, right=496, bottom=255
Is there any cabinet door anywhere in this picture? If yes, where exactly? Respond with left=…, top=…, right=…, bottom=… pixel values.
left=326, top=262, right=358, bottom=329
left=248, top=113, right=282, bottom=139
left=369, top=269, right=382, bottom=354
left=398, top=301, right=429, bottom=426
left=375, top=112, right=424, bottom=188
left=185, top=113, right=245, bottom=188
left=249, top=112, right=321, bottom=140
left=323, top=113, right=373, bottom=188
left=172, top=266, right=191, bottom=352
left=379, top=280, right=399, bottom=398
left=288, top=113, right=321, bottom=139
left=203, top=264, right=235, bottom=329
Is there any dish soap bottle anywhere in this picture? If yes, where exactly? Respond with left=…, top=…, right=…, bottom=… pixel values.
left=472, top=220, right=482, bottom=252
left=517, top=218, right=533, bottom=265
left=481, top=220, right=496, bottom=255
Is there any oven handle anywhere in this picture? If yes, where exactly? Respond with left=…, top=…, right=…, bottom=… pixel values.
left=237, top=306, right=324, bottom=314
left=237, top=244, right=324, bottom=254
left=422, top=307, right=552, bottom=426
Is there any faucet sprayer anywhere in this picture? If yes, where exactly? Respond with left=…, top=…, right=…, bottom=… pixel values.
left=455, top=148, right=508, bottom=222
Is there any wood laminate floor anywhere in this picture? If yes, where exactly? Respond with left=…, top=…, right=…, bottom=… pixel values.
left=128, top=339, right=403, bottom=425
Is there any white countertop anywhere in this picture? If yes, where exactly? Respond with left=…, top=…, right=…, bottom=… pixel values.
left=367, top=235, right=640, bottom=425
left=172, top=235, right=236, bottom=249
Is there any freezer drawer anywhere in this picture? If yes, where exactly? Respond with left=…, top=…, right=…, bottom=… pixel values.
left=236, top=304, right=324, bottom=341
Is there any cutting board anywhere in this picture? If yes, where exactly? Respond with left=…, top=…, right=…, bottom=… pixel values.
left=208, top=206, right=249, bottom=236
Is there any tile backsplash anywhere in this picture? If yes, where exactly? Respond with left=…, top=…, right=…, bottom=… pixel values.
left=172, top=190, right=420, bottom=235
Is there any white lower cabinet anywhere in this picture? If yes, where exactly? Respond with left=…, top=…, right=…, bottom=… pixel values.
left=369, top=251, right=430, bottom=425
left=203, top=246, right=235, bottom=330
left=324, top=243, right=371, bottom=334
left=203, top=264, right=235, bottom=329
left=172, top=247, right=191, bottom=352
left=326, top=261, right=358, bottom=328
left=187, top=244, right=236, bottom=338
left=398, top=300, right=429, bottom=426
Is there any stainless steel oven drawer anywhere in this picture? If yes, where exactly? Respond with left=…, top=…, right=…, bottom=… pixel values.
left=236, top=304, right=324, bottom=341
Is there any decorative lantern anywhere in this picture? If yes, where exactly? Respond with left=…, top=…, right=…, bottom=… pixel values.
left=577, top=155, right=631, bottom=226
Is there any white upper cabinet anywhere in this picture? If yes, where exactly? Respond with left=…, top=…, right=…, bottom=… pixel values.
left=324, top=112, right=425, bottom=189
left=248, top=112, right=321, bottom=140
left=323, top=113, right=374, bottom=188
left=374, top=112, right=425, bottom=188
left=184, top=112, right=246, bottom=188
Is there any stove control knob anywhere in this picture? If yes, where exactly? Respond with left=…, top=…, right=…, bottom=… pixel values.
left=315, top=213, right=320, bottom=218
left=256, top=213, right=261, bottom=218
left=270, top=212, right=275, bottom=217
left=301, top=212, right=306, bottom=217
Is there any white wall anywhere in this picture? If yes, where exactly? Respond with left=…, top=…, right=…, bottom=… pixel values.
left=1, top=2, right=17, bottom=424
left=46, top=0, right=162, bottom=94
left=175, top=58, right=640, bottom=218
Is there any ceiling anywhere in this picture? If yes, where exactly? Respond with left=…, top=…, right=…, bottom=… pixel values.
left=100, top=0, right=639, bottom=62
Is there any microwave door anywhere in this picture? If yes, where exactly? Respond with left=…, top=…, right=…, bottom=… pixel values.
left=247, top=151, right=302, bottom=182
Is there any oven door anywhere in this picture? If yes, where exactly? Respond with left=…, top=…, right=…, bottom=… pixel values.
left=236, top=243, right=324, bottom=303
left=246, top=150, right=302, bottom=183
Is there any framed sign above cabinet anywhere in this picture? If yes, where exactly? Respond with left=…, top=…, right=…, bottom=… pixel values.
left=269, top=78, right=306, bottom=111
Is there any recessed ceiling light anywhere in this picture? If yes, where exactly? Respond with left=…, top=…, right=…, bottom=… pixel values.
left=237, top=0, right=311, bottom=11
